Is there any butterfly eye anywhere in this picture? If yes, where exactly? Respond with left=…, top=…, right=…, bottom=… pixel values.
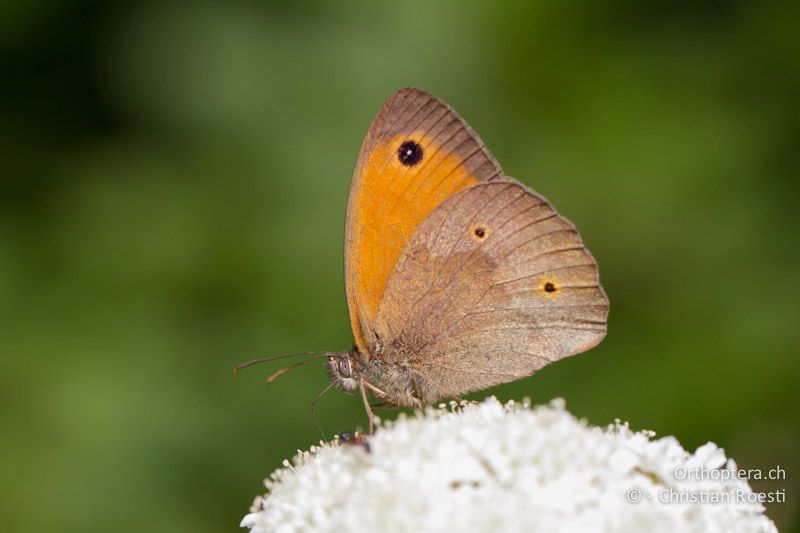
left=338, top=357, right=352, bottom=378
left=397, top=140, right=423, bottom=166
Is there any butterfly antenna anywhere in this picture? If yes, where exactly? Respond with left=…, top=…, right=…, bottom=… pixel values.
left=265, top=358, right=319, bottom=383
left=233, top=351, right=333, bottom=373
left=311, top=382, right=335, bottom=440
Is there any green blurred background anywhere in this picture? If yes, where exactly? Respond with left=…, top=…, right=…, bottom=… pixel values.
left=2, top=0, right=798, bottom=531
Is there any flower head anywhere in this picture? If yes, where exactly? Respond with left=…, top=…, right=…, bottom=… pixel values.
left=242, top=397, right=776, bottom=533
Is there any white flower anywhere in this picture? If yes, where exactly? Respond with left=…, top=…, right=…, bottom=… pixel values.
left=241, top=397, right=777, bottom=533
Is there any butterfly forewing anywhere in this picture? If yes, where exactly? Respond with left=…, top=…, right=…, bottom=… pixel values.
left=344, top=88, right=506, bottom=354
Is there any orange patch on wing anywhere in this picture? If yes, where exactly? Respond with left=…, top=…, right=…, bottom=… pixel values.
left=347, top=132, right=480, bottom=352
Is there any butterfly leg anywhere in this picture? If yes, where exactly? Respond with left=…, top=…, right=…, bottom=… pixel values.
left=363, top=380, right=388, bottom=398
left=358, top=381, right=376, bottom=434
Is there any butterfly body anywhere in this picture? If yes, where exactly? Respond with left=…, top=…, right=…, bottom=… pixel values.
left=328, top=350, right=430, bottom=407
left=324, top=88, right=607, bottom=428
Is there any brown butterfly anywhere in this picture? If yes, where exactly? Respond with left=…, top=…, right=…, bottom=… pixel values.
left=242, top=88, right=608, bottom=433
left=324, top=87, right=608, bottom=430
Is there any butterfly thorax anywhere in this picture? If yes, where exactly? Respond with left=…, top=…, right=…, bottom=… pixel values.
left=326, top=349, right=435, bottom=407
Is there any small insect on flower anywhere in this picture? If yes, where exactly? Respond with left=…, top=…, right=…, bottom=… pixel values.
left=338, top=431, right=371, bottom=453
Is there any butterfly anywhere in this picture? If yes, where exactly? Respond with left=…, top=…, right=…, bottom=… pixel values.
left=322, top=88, right=608, bottom=431
left=239, top=88, right=608, bottom=433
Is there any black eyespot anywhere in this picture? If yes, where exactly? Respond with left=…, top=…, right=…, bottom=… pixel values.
left=469, top=223, right=490, bottom=242
left=544, top=282, right=556, bottom=293
left=398, top=140, right=423, bottom=166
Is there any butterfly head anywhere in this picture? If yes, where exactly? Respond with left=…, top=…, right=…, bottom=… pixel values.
left=326, top=351, right=358, bottom=393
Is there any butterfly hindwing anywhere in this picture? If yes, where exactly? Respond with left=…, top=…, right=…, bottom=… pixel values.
left=374, top=182, right=608, bottom=398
